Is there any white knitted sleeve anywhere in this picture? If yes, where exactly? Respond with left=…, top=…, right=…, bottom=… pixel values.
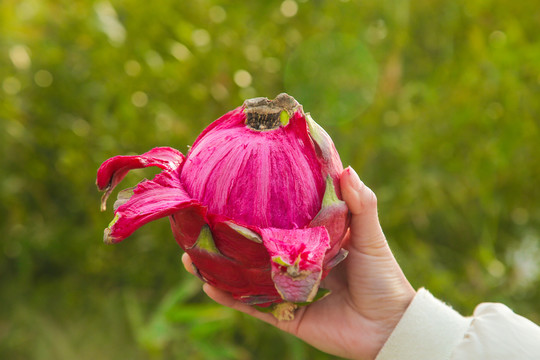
left=376, top=288, right=471, bottom=360
left=450, top=302, right=540, bottom=360
left=376, top=288, right=540, bottom=360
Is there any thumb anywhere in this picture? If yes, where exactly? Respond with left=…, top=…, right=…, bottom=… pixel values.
left=340, top=166, right=389, bottom=257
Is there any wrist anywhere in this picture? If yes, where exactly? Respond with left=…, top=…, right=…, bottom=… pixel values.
left=375, top=288, right=470, bottom=360
left=372, top=285, right=416, bottom=358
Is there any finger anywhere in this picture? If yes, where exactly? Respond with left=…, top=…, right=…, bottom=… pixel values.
left=184, top=255, right=277, bottom=323
left=202, top=284, right=307, bottom=334
left=181, top=252, right=196, bottom=275
left=186, top=256, right=302, bottom=332
left=340, top=166, right=389, bottom=257
left=184, top=257, right=285, bottom=324
left=202, top=283, right=287, bottom=327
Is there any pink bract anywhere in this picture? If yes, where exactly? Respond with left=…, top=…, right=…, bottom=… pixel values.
left=97, top=94, right=350, bottom=320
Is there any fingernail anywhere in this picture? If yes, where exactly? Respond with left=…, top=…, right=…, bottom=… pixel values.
left=345, top=166, right=363, bottom=191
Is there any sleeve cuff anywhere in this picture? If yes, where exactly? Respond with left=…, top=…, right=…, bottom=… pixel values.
left=376, top=288, right=472, bottom=360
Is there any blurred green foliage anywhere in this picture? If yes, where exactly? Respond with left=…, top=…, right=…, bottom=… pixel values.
left=1, top=0, right=539, bottom=359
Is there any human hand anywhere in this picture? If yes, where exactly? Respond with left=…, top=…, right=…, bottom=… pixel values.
left=182, top=166, right=415, bottom=360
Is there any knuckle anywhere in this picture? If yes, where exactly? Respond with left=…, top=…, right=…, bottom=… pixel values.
left=361, top=186, right=378, bottom=210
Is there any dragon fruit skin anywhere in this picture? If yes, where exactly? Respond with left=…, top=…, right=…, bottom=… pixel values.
left=97, top=94, right=350, bottom=320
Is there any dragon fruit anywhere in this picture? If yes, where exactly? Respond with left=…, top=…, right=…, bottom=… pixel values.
left=97, top=93, right=350, bottom=320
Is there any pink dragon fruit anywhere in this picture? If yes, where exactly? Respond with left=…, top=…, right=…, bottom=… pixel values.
left=97, top=93, right=350, bottom=320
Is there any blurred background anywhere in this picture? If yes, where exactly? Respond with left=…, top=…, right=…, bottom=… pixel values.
left=1, top=0, right=539, bottom=359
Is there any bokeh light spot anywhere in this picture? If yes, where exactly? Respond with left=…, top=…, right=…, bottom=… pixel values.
left=280, top=0, right=298, bottom=18
left=34, top=70, right=53, bottom=87
left=155, top=112, right=173, bottom=132
left=124, top=60, right=141, bottom=77
left=263, top=57, right=281, bottom=73
left=234, top=70, right=252, bottom=88
left=210, top=83, right=229, bottom=101
left=487, top=259, right=506, bottom=278
left=244, top=45, right=262, bottom=62
left=94, top=1, right=126, bottom=46
left=209, top=6, right=227, bottom=23
left=131, top=91, right=148, bottom=107
left=9, top=45, right=31, bottom=70
left=239, top=86, right=256, bottom=100
left=489, top=30, right=507, bottom=47
left=71, top=118, right=91, bottom=137
left=3, top=77, right=22, bottom=95
left=365, top=19, right=388, bottom=44
left=170, top=42, right=191, bottom=61
left=145, top=50, right=164, bottom=70
left=192, top=29, right=211, bottom=47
